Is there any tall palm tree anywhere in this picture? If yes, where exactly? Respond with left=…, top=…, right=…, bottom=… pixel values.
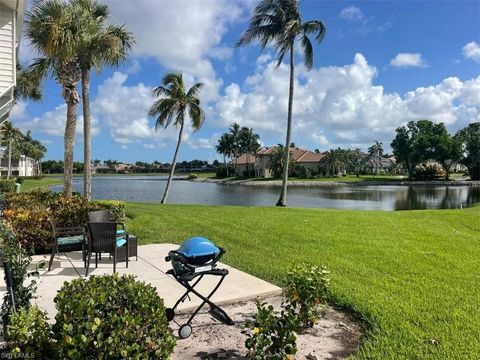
left=228, top=123, right=242, bottom=176
left=239, top=127, right=261, bottom=176
left=215, top=133, right=233, bottom=176
left=26, top=0, right=82, bottom=198
left=368, top=140, right=384, bottom=157
left=72, top=0, right=134, bottom=200
left=237, top=0, right=326, bottom=206
left=148, top=73, right=205, bottom=204
left=1, top=122, right=23, bottom=179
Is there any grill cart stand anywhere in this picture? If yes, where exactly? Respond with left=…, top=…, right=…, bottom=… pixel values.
left=165, top=237, right=234, bottom=339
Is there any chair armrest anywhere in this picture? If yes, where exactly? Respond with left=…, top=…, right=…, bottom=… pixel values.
left=117, top=222, right=126, bottom=231
left=55, top=227, right=86, bottom=236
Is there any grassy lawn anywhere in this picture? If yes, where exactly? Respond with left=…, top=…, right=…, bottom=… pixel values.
left=125, top=202, right=480, bottom=359
left=20, top=177, right=63, bottom=192
left=252, top=174, right=408, bottom=182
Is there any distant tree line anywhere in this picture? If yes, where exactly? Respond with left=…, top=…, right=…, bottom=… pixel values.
left=391, top=120, right=480, bottom=180
left=42, top=159, right=218, bottom=174
left=1, top=124, right=46, bottom=178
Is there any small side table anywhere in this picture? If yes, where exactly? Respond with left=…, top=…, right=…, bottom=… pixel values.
left=116, top=235, right=138, bottom=261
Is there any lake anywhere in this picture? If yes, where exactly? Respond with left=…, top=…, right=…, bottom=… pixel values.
left=49, top=176, right=480, bottom=211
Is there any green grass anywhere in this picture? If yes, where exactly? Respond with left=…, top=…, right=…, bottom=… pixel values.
left=251, top=174, right=408, bottom=182
left=125, top=202, right=480, bottom=359
left=20, top=177, right=63, bottom=192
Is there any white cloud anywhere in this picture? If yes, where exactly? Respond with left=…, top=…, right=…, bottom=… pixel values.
left=14, top=103, right=100, bottom=138
left=103, top=0, right=251, bottom=102
left=214, top=53, right=480, bottom=150
left=390, top=53, right=427, bottom=68
left=462, top=41, right=480, bottom=63
left=339, top=5, right=364, bottom=21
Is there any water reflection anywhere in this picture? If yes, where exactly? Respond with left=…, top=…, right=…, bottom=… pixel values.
left=49, top=176, right=480, bottom=211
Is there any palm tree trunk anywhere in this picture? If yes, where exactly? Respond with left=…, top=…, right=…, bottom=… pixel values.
left=81, top=68, right=92, bottom=200
left=64, top=100, right=77, bottom=198
left=276, top=45, right=295, bottom=207
left=161, top=122, right=184, bottom=204
left=223, top=155, right=229, bottom=176
left=7, top=138, right=12, bottom=180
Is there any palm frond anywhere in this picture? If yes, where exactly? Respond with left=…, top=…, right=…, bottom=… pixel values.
left=186, top=82, right=204, bottom=99
left=302, top=20, right=326, bottom=43
left=300, top=34, right=313, bottom=69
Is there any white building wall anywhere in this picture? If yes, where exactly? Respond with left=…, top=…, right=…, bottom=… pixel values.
left=0, top=3, right=14, bottom=95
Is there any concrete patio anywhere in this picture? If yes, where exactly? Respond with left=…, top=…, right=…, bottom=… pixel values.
left=1, top=244, right=281, bottom=318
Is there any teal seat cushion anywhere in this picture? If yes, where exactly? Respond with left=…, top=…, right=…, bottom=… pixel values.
left=116, top=229, right=125, bottom=235
left=116, top=238, right=127, bottom=247
left=58, top=235, right=85, bottom=246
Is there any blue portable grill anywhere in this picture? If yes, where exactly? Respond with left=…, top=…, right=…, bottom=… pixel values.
left=165, top=237, right=234, bottom=339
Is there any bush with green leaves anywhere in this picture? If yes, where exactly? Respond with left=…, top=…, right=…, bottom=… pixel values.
left=6, top=305, right=53, bottom=359
left=0, top=179, right=16, bottom=193
left=284, top=263, right=330, bottom=328
left=53, top=274, right=176, bottom=359
left=244, top=301, right=298, bottom=360
left=89, top=199, right=126, bottom=221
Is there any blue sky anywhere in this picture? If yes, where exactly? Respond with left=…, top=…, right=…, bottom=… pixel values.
left=13, top=0, right=480, bottom=163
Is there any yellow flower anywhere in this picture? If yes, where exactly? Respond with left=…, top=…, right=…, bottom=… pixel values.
left=286, top=355, right=295, bottom=360
left=253, top=327, right=261, bottom=334
left=291, top=292, right=300, bottom=302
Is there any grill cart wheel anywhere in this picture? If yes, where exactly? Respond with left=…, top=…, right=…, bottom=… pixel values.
left=165, top=308, right=175, bottom=321
left=179, top=324, right=192, bottom=339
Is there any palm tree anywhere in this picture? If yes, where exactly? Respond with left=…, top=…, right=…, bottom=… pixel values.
left=26, top=0, right=82, bottom=198
left=215, top=133, right=233, bottom=176
left=368, top=140, right=384, bottom=157
left=266, top=144, right=296, bottom=178
left=237, top=0, right=326, bottom=206
left=148, top=73, right=205, bottom=204
left=72, top=0, right=134, bottom=200
left=320, top=148, right=347, bottom=177
left=228, top=123, right=242, bottom=175
left=1, top=123, right=23, bottom=179
left=239, top=127, right=261, bottom=177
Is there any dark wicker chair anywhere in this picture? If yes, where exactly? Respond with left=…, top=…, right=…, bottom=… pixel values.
left=48, top=220, right=87, bottom=271
left=88, top=210, right=126, bottom=236
left=86, top=222, right=129, bottom=276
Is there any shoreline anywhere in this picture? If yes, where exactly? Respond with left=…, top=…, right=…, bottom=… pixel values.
left=191, top=177, right=480, bottom=187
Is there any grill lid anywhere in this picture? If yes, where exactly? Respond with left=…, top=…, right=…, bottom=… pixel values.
left=177, top=237, right=220, bottom=258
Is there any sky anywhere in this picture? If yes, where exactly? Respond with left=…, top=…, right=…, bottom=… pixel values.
left=12, top=0, right=480, bottom=163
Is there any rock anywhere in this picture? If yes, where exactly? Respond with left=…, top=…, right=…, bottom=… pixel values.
left=306, top=352, right=318, bottom=360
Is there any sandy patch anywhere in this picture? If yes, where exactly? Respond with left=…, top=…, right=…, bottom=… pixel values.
left=170, top=295, right=363, bottom=359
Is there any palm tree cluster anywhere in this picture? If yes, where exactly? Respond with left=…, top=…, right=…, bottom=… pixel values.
left=266, top=144, right=296, bottom=178
left=0, top=124, right=46, bottom=179
left=368, top=140, right=384, bottom=157
left=25, top=0, right=134, bottom=199
left=215, top=123, right=261, bottom=176
left=238, top=0, right=326, bottom=206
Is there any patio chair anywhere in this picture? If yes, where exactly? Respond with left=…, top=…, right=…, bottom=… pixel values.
left=86, top=222, right=129, bottom=276
left=87, top=211, right=126, bottom=236
left=48, top=220, right=87, bottom=271
left=88, top=211, right=127, bottom=260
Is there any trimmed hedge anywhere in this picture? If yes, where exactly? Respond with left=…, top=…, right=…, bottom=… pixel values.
left=54, top=274, right=176, bottom=359
left=0, top=179, right=16, bottom=193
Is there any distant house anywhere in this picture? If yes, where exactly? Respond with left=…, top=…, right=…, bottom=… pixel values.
left=0, top=147, right=35, bottom=176
left=360, top=153, right=397, bottom=174
left=115, top=163, right=131, bottom=174
left=235, top=146, right=325, bottom=178
left=93, top=164, right=115, bottom=174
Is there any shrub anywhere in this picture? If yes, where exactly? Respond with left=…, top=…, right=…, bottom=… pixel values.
left=187, top=173, right=198, bottom=179
left=54, top=274, right=176, bottom=359
left=4, top=188, right=59, bottom=210
left=296, top=166, right=308, bottom=179
left=244, top=301, right=298, bottom=360
left=0, top=179, right=16, bottom=193
left=6, top=305, right=53, bottom=359
left=0, top=221, right=42, bottom=327
left=284, top=264, right=330, bottom=328
left=89, top=200, right=126, bottom=221
left=215, top=165, right=229, bottom=178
